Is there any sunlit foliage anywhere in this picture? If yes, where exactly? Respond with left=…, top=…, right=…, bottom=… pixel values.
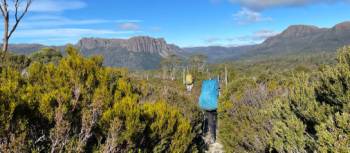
left=0, top=46, right=200, bottom=152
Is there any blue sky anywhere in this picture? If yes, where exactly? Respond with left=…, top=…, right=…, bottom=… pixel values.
left=4, top=0, right=350, bottom=47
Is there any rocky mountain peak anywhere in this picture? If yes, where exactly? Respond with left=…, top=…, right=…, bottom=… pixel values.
left=332, top=21, right=350, bottom=31
left=280, top=25, right=320, bottom=38
left=125, top=36, right=173, bottom=57
left=76, top=36, right=181, bottom=57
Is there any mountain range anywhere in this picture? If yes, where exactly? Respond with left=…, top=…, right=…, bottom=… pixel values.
left=185, top=21, right=350, bottom=62
left=8, top=21, right=350, bottom=69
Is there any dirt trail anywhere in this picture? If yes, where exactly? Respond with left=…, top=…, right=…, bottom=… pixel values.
left=206, top=141, right=224, bottom=153
left=202, top=129, right=224, bottom=153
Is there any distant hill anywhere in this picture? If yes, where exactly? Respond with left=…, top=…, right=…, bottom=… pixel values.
left=9, top=44, right=47, bottom=55
left=183, top=45, right=255, bottom=62
left=184, top=21, right=350, bottom=62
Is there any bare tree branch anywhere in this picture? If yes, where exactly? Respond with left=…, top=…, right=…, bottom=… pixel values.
left=14, top=0, right=19, bottom=21
left=2, top=0, right=8, bottom=13
left=0, top=0, right=9, bottom=18
left=0, top=1, right=5, bottom=17
left=8, top=0, right=31, bottom=38
left=0, top=0, right=31, bottom=59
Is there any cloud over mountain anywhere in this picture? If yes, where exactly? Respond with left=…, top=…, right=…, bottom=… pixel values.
left=253, top=30, right=279, bottom=40
left=30, top=0, right=87, bottom=12
left=234, top=8, right=272, bottom=24
left=119, top=22, right=141, bottom=31
left=229, top=0, right=347, bottom=10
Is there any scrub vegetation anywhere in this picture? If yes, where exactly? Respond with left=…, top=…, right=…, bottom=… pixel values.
left=0, top=45, right=349, bottom=152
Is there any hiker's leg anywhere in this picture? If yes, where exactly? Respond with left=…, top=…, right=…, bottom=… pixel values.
left=207, top=110, right=217, bottom=142
left=212, top=110, right=217, bottom=142
left=203, top=111, right=209, bottom=134
left=207, top=111, right=213, bottom=141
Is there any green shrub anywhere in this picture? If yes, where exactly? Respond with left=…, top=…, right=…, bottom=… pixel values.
left=270, top=46, right=350, bottom=152
left=219, top=47, right=350, bottom=152
left=0, top=46, right=200, bottom=152
left=29, top=48, right=62, bottom=64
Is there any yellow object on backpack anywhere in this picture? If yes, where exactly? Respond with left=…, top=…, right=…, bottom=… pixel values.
left=186, top=74, right=193, bottom=85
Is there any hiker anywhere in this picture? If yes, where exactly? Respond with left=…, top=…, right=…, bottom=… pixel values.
left=199, top=79, right=219, bottom=144
left=185, top=74, right=194, bottom=92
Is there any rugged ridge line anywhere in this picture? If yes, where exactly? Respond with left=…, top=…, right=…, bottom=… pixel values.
left=9, top=36, right=183, bottom=69
left=77, top=36, right=182, bottom=58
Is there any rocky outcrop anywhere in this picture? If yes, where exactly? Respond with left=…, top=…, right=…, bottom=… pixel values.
left=73, top=36, right=183, bottom=69
left=279, top=25, right=321, bottom=38
left=9, top=36, right=182, bottom=69
left=77, top=36, right=182, bottom=58
left=332, top=21, right=350, bottom=31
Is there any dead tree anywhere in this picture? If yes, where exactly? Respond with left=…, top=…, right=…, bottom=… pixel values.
left=0, top=0, right=32, bottom=58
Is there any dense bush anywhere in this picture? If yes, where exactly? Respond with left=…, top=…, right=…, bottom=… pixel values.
left=0, top=46, right=201, bottom=152
left=219, top=46, right=350, bottom=152
left=29, top=48, right=63, bottom=64
left=219, top=78, right=287, bottom=152
left=0, top=52, right=31, bottom=70
left=282, top=46, right=350, bottom=152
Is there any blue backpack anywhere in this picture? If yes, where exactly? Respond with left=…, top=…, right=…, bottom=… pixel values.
left=199, top=79, right=219, bottom=111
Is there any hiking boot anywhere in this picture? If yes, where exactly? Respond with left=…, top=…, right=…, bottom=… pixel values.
left=209, top=135, right=216, bottom=144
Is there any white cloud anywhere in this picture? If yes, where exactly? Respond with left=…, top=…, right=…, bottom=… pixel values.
left=19, top=15, right=143, bottom=29
left=26, top=15, right=66, bottom=21
left=204, top=29, right=278, bottom=46
left=229, top=0, right=345, bottom=10
left=149, top=26, right=162, bottom=32
left=116, top=20, right=143, bottom=23
left=2, top=13, right=145, bottom=45
left=9, top=28, right=142, bottom=45
left=20, top=16, right=112, bottom=29
left=252, top=30, right=278, bottom=40
left=204, top=37, right=222, bottom=44
left=234, top=8, right=272, bottom=24
left=13, top=28, right=140, bottom=38
left=1, top=1, right=147, bottom=45
left=29, top=0, right=87, bottom=12
left=235, top=30, right=278, bottom=42
left=119, top=22, right=140, bottom=31
left=209, top=0, right=223, bottom=4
